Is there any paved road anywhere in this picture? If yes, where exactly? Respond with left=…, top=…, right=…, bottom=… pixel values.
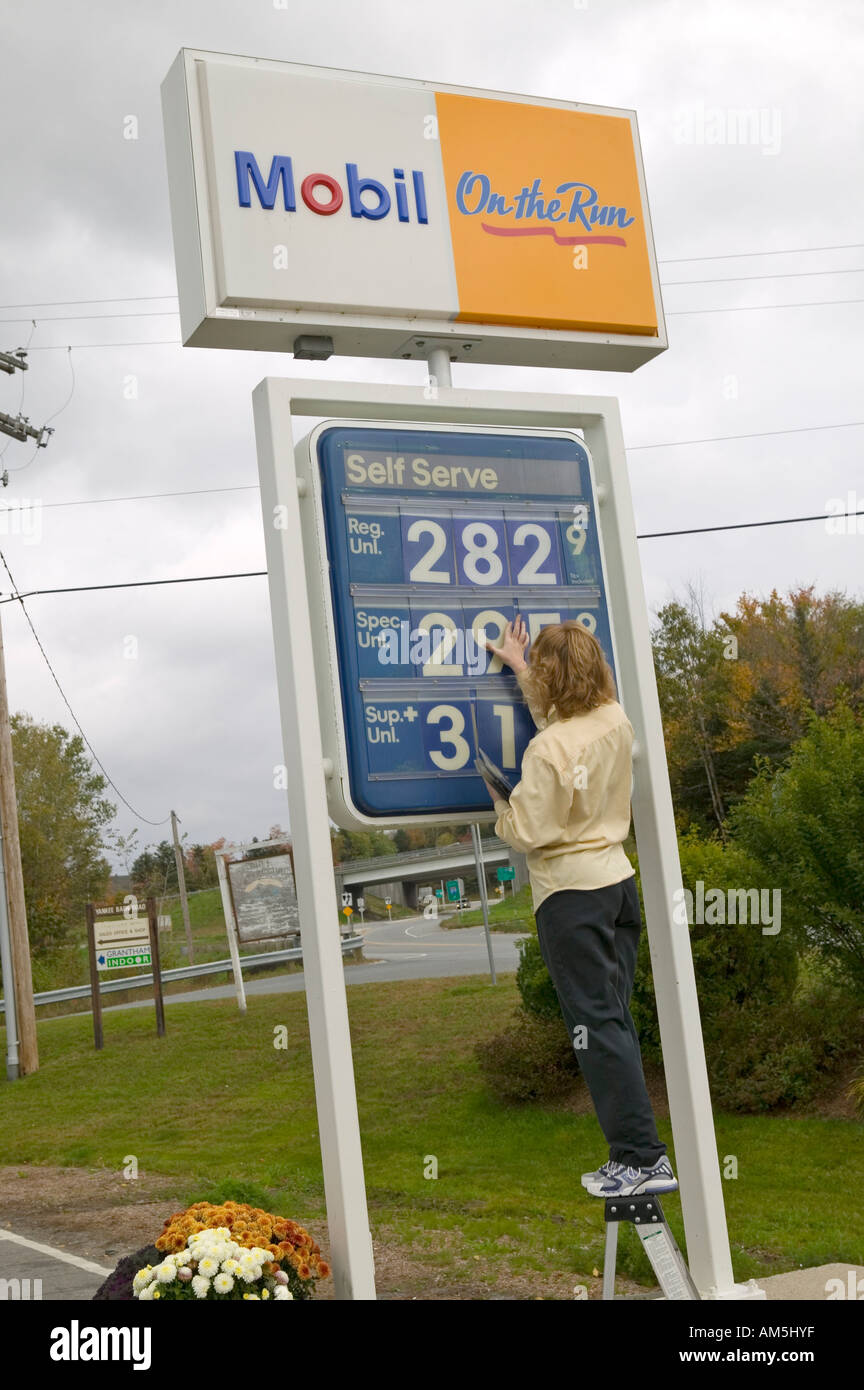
left=90, top=911, right=527, bottom=1013
left=0, top=1228, right=111, bottom=1301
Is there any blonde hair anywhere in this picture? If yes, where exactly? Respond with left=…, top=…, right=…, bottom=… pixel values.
left=521, top=621, right=616, bottom=720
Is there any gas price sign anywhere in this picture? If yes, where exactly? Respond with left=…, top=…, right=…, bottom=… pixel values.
left=302, top=424, right=615, bottom=824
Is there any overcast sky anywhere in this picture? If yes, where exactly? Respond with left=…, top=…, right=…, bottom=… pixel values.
left=0, top=0, right=861, bottom=862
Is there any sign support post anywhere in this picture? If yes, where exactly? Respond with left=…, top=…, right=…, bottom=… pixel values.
left=471, top=824, right=496, bottom=984
left=215, top=850, right=247, bottom=1014
left=147, top=896, right=166, bottom=1037
left=85, top=903, right=104, bottom=1052
left=254, top=379, right=377, bottom=1302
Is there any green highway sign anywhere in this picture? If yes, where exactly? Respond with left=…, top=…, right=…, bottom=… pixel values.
left=445, top=879, right=463, bottom=902
left=497, top=866, right=516, bottom=882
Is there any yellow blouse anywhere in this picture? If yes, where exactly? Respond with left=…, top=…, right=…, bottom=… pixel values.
left=494, top=673, right=635, bottom=911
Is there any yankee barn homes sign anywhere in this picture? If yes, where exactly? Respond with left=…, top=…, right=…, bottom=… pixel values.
left=161, top=50, right=666, bottom=370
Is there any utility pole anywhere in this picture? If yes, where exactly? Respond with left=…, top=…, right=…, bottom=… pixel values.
left=0, top=609, right=37, bottom=1073
left=170, top=810, right=194, bottom=963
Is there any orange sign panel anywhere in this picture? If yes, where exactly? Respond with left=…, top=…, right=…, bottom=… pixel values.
left=435, top=92, right=659, bottom=336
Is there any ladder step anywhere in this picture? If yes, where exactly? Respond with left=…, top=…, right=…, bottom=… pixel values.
left=602, top=1194, right=700, bottom=1301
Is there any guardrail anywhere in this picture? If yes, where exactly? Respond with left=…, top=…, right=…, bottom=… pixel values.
left=0, top=934, right=364, bottom=1013
left=337, top=837, right=509, bottom=875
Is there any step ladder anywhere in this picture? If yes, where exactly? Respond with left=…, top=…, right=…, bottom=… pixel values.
left=602, top=1193, right=701, bottom=1300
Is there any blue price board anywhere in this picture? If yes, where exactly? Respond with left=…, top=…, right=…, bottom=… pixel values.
left=313, top=425, right=614, bottom=819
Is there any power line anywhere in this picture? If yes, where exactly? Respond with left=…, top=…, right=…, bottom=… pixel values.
left=663, top=266, right=864, bottom=286
left=0, top=295, right=178, bottom=311
left=4, top=243, right=863, bottom=313
left=0, top=310, right=178, bottom=325
left=1, top=502, right=861, bottom=606
left=2, top=264, right=863, bottom=325
left=658, top=242, right=864, bottom=263
left=627, top=419, right=864, bottom=450
left=1, top=484, right=259, bottom=512
left=18, top=290, right=863, bottom=354
left=0, top=549, right=169, bottom=825
left=666, top=296, right=864, bottom=316
left=638, top=508, right=864, bottom=539
left=0, top=571, right=267, bottom=602
left=0, top=419, right=858, bottom=518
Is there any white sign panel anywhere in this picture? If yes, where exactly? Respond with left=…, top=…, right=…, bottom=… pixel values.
left=94, top=919, right=151, bottom=949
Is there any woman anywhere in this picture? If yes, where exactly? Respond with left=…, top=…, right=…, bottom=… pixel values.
left=482, top=615, right=677, bottom=1198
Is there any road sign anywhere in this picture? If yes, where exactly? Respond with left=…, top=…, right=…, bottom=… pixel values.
left=356, top=897, right=365, bottom=910
left=96, top=945, right=152, bottom=971
left=299, top=421, right=613, bottom=827
left=343, top=905, right=353, bottom=917
left=384, top=896, right=392, bottom=907
left=162, top=50, right=665, bottom=372
left=86, top=898, right=166, bottom=1049
left=93, top=918, right=151, bottom=949
left=341, top=891, right=353, bottom=907
left=445, top=878, right=463, bottom=902
left=496, top=866, right=516, bottom=882
left=227, top=852, right=299, bottom=943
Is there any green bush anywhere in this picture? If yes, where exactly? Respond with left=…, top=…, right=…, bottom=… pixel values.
left=493, top=827, right=859, bottom=1112
left=515, top=934, right=559, bottom=1020
left=474, top=1009, right=579, bottom=1102
left=706, top=985, right=864, bottom=1112
left=731, top=705, right=864, bottom=992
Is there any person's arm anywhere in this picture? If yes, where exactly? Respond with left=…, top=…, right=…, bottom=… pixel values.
left=493, top=749, right=573, bottom=855
left=515, top=667, right=548, bottom=731
left=484, top=615, right=548, bottom=729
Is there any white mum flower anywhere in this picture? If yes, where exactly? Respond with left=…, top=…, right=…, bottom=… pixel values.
left=132, top=1267, right=154, bottom=1293
left=273, top=1286, right=294, bottom=1300
left=155, top=1261, right=177, bottom=1284
left=213, top=1272, right=234, bottom=1294
left=138, top=1284, right=156, bottom=1301
left=191, top=1275, right=211, bottom=1299
left=197, top=1256, right=219, bottom=1277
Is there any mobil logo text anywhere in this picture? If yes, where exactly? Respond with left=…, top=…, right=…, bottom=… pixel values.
left=235, top=152, right=429, bottom=223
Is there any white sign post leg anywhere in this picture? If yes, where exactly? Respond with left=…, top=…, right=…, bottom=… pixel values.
left=253, top=379, right=376, bottom=1302
left=584, top=402, right=763, bottom=1301
left=216, top=852, right=247, bottom=1014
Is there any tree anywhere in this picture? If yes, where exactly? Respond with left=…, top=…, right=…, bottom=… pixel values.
left=731, top=704, right=864, bottom=992
left=12, top=714, right=115, bottom=953
left=653, top=586, right=864, bottom=831
left=652, top=592, right=743, bottom=833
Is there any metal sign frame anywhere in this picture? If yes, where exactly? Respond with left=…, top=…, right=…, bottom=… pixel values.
left=253, top=375, right=762, bottom=1303
left=295, top=416, right=619, bottom=829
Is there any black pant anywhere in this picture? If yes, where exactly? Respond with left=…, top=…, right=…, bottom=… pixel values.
left=535, top=876, right=666, bottom=1169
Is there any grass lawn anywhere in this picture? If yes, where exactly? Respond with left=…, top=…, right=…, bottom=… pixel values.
left=2, top=973, right=861, bottom=1296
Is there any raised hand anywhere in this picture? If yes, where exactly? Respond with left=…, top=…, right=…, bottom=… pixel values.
left=485, top=614, right=529, bottom=673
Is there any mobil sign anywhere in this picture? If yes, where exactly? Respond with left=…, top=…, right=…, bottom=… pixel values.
left=162, top=51, right=666, bottom=371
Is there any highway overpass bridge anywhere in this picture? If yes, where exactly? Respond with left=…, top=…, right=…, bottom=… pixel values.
left=335, top=837, right=523, bottom=909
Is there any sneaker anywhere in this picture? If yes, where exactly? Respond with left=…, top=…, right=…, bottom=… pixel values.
left=581, top=1159, right=625, bottom=1188
left=585, top=1156, right=678, bottom=1198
